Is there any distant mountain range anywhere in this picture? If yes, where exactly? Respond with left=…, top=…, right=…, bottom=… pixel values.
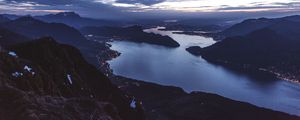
left=0, top=16, right=112, bottom=66
left=189, top=15, right=300, bottom=83
left=220, top=15, right=300, bottom=38
left=81, top=25, right=180, bottom=47
left=0, top=15, right=10, bottom=23
left=0, top=16, right=86, bottom=45
left=34, top=12, right=123, bottom=28
left=0, top=12, right=124, bottom=29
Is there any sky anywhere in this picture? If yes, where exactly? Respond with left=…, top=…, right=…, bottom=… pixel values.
left=0, top=0, right=300, bottom=19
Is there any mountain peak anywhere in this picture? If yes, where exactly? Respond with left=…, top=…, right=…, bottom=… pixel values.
left=15, top=16, right=40, bottom=22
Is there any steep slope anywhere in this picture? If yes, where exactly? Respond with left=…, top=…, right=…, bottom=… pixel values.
left=221, top=18, right=279, bottom=38
left=193, top=15, right=300, bottom=82
left=0, top=38, right=145, bottom=120
left=0, top=28, right=31, bottom=47
left=201, top=28, right=300, bottom=82
left=220, top=15, right=300, bottom=38
left=80, top=25, right=180, bottom=47
left=268, top=20, right=300, bottom=41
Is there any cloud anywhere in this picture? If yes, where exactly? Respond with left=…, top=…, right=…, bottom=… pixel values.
left=0, top=0, right=128, bottom=19
left=217, top=1, right=300, bottom=12
left=115, top=0, right=166, bottom=5
left=2, top=0, right=75, bottom=5
left=1, top=0, right=300, bottom=19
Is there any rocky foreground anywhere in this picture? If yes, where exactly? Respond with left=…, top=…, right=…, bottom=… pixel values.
left=0, top=38, right=144, bottom=120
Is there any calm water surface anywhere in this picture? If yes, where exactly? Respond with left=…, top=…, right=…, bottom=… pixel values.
left=108, top=27, right=300, bottom=115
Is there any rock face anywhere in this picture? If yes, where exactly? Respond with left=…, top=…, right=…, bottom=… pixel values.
left=0, top=38, right=145, bottom=120
left=80, top=25, right=180, bottom=47
left=112, top=76, right=300, bottom=120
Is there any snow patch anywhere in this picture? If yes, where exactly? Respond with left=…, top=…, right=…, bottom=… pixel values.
left=23, top=65, right=35, bottom=76
left=67, top=74, right=73, bottom=84
left=8, top=51, right=17, bottom=58
left=12, top=72, right=23, bottom=77
left=24, top=65, right=32, bottom=72
left=130, top=99, right=136, bottom=109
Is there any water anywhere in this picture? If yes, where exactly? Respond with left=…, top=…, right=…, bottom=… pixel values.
left=108, top=27, right=300, bottom=115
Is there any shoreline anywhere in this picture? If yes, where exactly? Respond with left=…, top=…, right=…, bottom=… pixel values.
left=185, top=44, right=300, bottom=85
left=97, top=41, right=300, bottom=118
left=201, top=57, right=300, bottom=85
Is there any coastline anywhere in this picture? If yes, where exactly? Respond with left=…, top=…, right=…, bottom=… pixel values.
left=96, top=41, right=300, bottom=119
left=200, top=57, right=300, bottom=84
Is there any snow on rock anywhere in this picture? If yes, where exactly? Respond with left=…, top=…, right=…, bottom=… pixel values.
left=130, top=99, right=137, bottom=109
left=8, top=51, right=18, bottom=58
left=24, top=65, right=33, bottom=72
left=67, top=74, right=73, bottom=84
left=12, top=72, right=23, bottom=77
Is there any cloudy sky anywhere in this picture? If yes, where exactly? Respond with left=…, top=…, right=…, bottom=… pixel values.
left=0, top=0, right=300, bottom=19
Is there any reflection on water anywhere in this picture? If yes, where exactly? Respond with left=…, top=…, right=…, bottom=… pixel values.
left=108, top=27, right=300, bottom=115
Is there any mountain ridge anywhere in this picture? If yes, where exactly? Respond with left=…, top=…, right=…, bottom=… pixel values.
left=35, top=12, right=123, bottom=28
left=80, top=25, right=180, bottom=47
left=0, top=37, right=145, bottom=120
